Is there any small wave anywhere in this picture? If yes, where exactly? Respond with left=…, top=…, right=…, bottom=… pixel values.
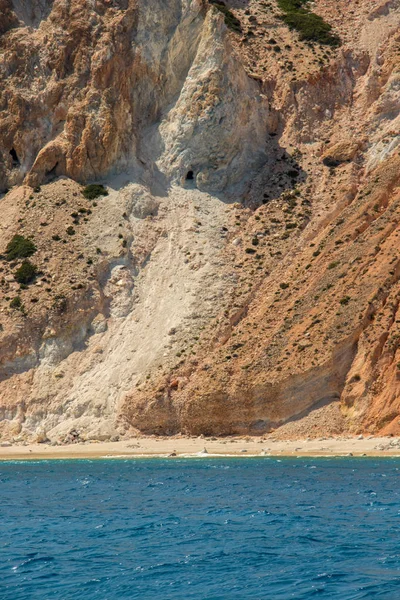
left=2, top=458, right=400, bottom=599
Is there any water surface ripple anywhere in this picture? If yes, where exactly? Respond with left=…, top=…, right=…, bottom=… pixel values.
left=1, top=458, right=400, bottom=599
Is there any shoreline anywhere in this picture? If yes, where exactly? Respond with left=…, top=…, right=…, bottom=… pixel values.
left=1, top=436, right=400, bottom=460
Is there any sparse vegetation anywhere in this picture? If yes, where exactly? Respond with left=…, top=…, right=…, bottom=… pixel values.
left=14, top=260, right=38, bottom=285
left=339, top=296, right=351, bottom=306
left=277, top=0, right=340, bottom=46
left=10, top=296, right=23, bottom=310
left=5, top=235, right=36, bottom=261
left=66, top=226, right=76, bottom=236
left=82, top=184, right=109, bottom=200
left=209, top=1, right=242, bottom=33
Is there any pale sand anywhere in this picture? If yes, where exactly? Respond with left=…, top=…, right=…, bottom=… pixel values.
left=1, top=436, right=400, bottom=460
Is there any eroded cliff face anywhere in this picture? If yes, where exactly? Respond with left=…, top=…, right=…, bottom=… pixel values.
left=0, top=0, right=399, bottom=441
left=0, top=0, right=267, bottom=192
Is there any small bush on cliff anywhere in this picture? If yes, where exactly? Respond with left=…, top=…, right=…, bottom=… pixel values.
left=14, top=260, right=37, bottom=285
left=5, top=235, right=36, bottom=261
left=277, top=0, right=340, bottom=46
left=10, top=296, right=22, bottom=310
left=209, top=1, right=242, bottom=33
left=328, top=261, right=339, bottom=269
left=82, top=184, right=109, bottom=200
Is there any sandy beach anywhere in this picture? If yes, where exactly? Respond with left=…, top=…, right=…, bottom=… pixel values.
left=1, top=436, right=400, bottom=460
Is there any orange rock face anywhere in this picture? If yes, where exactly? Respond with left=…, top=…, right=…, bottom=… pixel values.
left=0, top=1, right=400, bottom=441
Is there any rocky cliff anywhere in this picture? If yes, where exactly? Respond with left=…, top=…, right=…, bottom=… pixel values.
left=0, top=0, right=399, bottom=442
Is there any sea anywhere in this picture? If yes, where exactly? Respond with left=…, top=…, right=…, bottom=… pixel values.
left=1, top=457, right=399, bottom=599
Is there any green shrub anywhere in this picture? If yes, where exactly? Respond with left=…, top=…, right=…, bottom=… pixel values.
left=14, top=260, right=37, bottom=284
left=277, top=0, right=340, bottom=46
left=278, top=0, right=308, bottom=9
left=66, top=226, right=75, bottom=236
left=281, top=12, right=340, bottom=45
left=339, top=296, right=351, bottom=305
left=5, top=235, right=36, bottom=261
left=82, top=184, right=109, bottom=200
left=209, top=1, right=242, bottom=33
left=10, top=296, right=22, bottom=310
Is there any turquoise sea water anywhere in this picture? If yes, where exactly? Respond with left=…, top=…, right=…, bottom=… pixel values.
left=1, top=458, right=400, bottom=599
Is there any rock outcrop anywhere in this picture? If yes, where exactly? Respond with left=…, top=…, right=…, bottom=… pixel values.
left=0, top=0, right=400, bottom=441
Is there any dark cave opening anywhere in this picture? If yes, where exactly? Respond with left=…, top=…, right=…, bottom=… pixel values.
left=10, top=148, right=20, bottom=167
left=45, top=162, right=59, bottom=181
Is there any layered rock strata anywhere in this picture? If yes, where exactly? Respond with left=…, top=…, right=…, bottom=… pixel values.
left=0, top=0, right=399, bottom=441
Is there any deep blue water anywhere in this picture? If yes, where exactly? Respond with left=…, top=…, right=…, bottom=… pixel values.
left=1, top=458, right=400, bottom=599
